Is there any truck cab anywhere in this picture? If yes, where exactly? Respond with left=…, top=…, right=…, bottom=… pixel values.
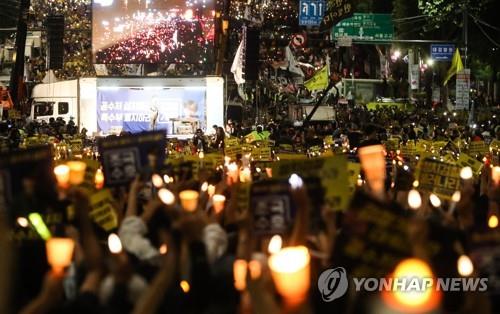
left=31, top=98, right=77, bottom=123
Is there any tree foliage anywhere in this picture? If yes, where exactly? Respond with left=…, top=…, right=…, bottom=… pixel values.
left=418, top=0, right=492, bottom=31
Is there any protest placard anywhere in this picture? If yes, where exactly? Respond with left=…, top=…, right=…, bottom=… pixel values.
left=415, top=157, right=461, bottom=200
left=251, top=180, right=293, bottom=235
left=98, top=131, right=166, bottom=186
left=400, top=142, right=416, bottom=158
left=331, top=191, right=413, bottom=278
left=468, top=141, right=489, bottom=157
left=347, top=162, right=361, bottom=195
left=456, top=153, right=483, bottom=176
left=88, top=189, right=119, bottom=232
left=271, top=155, right=350, bottom=210
left=69, top=139, right=83, bottom=155
left=0, top=146, right=57, bottom=214
left=224, top=138, right=242, bottom=160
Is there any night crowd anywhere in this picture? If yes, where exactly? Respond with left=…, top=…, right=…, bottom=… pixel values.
left=0, top=103, right=499, bottom=314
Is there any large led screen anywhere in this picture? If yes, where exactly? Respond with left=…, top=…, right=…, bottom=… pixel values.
left=92, top=0, right=215, bottom=64
left=96, top=87, right=207, bottom=134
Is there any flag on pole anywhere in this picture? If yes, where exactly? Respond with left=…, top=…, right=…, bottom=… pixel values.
left=231, top=40, right=245, bottom=85
left=443, top=49, right=464, bottom=86
left=304, top=65, right=329, bottom=91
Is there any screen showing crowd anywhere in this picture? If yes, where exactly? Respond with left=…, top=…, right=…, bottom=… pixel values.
left=92, top=0, right=215, bottom=64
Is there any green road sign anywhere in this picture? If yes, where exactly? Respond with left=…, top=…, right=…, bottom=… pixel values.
left=332, top=13, right=394, bottom=41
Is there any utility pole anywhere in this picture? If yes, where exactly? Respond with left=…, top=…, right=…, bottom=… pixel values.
left=9, top=0, right=30, bottom=109
left=463, top=6, right=468, bottom=68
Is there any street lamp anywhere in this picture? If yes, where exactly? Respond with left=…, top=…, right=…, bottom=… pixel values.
left=426, top=58, right=434, bottom=67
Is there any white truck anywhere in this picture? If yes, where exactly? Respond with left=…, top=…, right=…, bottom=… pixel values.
left=30, top=77, right=225, bottom=137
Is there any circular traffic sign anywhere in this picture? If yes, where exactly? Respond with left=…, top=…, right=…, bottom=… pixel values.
left=291, top=34, right=307, bottom=48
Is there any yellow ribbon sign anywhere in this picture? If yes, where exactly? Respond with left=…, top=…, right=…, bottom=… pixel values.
left=88, top=189, right=119, bottom=231
left=415, top=157, right=461, bottom=200
left=271, top=155, right=350, bottom=211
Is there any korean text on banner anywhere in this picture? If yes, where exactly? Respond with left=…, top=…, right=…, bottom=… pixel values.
left=415, top=157, right=461, bottom=200
left=271, top=155, right=350, bottom=210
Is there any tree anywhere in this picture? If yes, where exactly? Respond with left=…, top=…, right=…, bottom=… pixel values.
left=0, top=0, right=19, bottom=28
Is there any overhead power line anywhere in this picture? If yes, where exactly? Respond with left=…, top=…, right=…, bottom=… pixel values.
left=393, top=15, right=428, bottom=22
left=472, top=19, right=500, bottom=48
left=469, top=14, right=500, bottom=32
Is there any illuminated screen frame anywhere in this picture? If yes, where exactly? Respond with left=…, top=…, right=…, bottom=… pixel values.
left=91, top=0, right=216, bottom=65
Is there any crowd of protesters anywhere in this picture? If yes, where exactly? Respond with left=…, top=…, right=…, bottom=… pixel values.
left=0, top=103, right=499, bottom=314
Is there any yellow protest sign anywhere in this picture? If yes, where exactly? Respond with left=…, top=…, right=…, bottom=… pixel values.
left=203, top=153, right=225, bottom=169
left=324, top=136, right=334, bottom=146
left=88, top=189, right=119, bottom=231
left=468, top=141, right=489, bottom=157
left=416, top=140, right=432, bottom=154
left=252, top=146, right=272, bottom=161
left=224, top=137, right=242, bottom=160
left=490, top=139, right=500, bottom=152
left=456, top=153, right=483, bottom=176
left=271, top=155, right=350, bottom=211
left=347, top=162, right=361, bottom=195
left=415, top=158, right=461, bottom=200
left=80, top=159, right=100, bottom=192
left=400, top=142, right=416, bottom=158
left=278, top=143, right=294, bottom=153
left=385, top=138, right=400, bottom=152
left=432, top=141, right=448, bottom=151
left=69, top=139, right=83, bottom=154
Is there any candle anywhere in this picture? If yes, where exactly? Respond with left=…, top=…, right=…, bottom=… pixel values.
left=248, top=260, right=262, bottom=280
left=268, top=234, right=282, bottom=254
left=265, top=167, right=273, bottom=178
left=179, top=190, right=199, bottom=212
left=383, top=258, right=440, bottom=313
left=107, top=233, right=123, bottom=254
left=151, top=174, right=164, bottom=188
left=239, top=167, right=252, bottom=183
left=460, top=167, right=473, bottom=180
left=429, top=193, right=441, bottom=208
left=488, top=214, right=499, bottom=229
left=457, top=255, right=474, bottom=277
left=158, top=188, right=175, bottom=205
left=492, top=166, right=500, bottom=186
left=54, top=164, right=70, bottom=188
left=407, top=189, right=422, bottom=210
left=227, top=163, right=239, bottom=184
left=66, top=161, right=87, bottom=185
left=207, top=184, right=216, bottom=198
left=212, top=194, right=226, bottom=214
left=233, top=259, right=248, bottom=291
left=95, top=168, right=105, bottom=189
left=358, top=145, right=386, bottom=196
left=268, top=246, right=310, bottom=307
left=46, top=238, right=75, bottom=275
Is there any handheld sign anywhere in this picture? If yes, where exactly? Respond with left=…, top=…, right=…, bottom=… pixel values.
left=271, top=155, right=350, bottom=211
left=415, top=157, right=460, bottom=200
left=332, top=191, right=413, bottom=279
left=251, top=180, right=293, bottom=236
left=0, top=146, right=57, bottom=214
left=98, top=131, right=166, bottom=187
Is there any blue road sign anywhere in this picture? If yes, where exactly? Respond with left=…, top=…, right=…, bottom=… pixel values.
left=431, top=44, right=455, bottom=61
left=299, top=0, right=326, bottom=26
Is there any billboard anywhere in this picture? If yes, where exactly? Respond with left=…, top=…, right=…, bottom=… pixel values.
left=92, top=0, right=215, bottom=64
left=96, top=87, right=207, bottom=134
